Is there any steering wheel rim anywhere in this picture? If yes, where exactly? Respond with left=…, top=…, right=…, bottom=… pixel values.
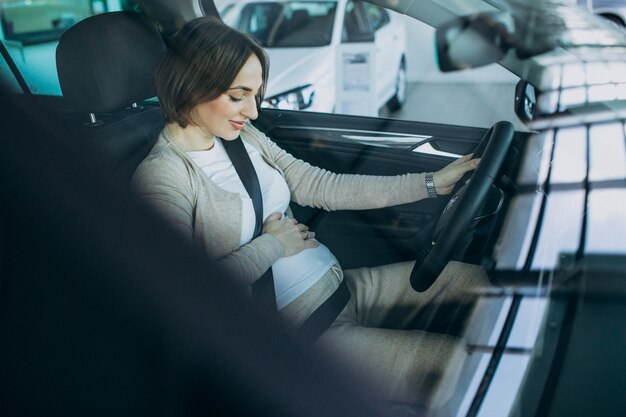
left=410, top=121, right=515, bottom=292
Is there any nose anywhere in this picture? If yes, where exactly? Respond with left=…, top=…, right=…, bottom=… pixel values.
left=242, top=97, right=258, bottom=120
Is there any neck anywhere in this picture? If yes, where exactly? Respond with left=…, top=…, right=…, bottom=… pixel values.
left=167, top=121, right=216, bottom=152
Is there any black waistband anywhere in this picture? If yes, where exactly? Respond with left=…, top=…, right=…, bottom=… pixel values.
left=296, top=278, right=351, bottom=344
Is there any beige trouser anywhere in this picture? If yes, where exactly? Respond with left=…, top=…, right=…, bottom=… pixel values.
left=280, top=260, right=489, bottom=407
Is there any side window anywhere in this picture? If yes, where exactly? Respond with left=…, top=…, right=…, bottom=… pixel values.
left=219, top=0, right=519, bottom=127
left=363, top=3, right=389, bottom=31
left=0, top=0, right=134, bottom=96
left=341, top=0, right=373, bottom=43
left=233, top=2, right=336, bottom=48
left=0, top=45, right=21, bottom=93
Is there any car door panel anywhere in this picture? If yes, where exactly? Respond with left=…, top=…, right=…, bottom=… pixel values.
left=254, top=109, right=491, bottom=268
left=372, top=17, right=397, bottom=100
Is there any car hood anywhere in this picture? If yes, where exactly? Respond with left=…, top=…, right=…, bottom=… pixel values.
left=264, top=47, right=333, bottom=97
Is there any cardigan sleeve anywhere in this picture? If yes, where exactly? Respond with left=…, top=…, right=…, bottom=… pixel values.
left=216, top=233, right=284, bottom=287
left=131, top=157, right=195, bottom=238
left=131, top=154, right=283, bottom=287
left=246, top=126, right=430, bottom=211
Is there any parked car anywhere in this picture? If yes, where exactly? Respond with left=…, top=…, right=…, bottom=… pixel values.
left=578, top=0, right=626, bottom=26
left=1, top=0, right=626, bottom=416
left=220, top=0, right=407, bottom=113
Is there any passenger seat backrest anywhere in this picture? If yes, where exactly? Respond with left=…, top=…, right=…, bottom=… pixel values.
left=56, top=12, right=167, bottom=183
left=290, top=9, right=311, bottom=28
left=57, top=11, right=165, bottom=115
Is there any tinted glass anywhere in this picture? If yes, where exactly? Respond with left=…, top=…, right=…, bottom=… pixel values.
left=0, top=46, right=21, bottom=92
left=231, top=1, right=336, bottom=47
left=1, top=0, right=97, bottom=45
left=0, top=0, right=130, bottom=95
left=219, top=0, right=521, bottom=125
left=364, top=3, right=388, bottom=31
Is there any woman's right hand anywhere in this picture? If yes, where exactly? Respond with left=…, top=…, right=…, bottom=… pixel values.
left=262, top=212, right=319, bottom=257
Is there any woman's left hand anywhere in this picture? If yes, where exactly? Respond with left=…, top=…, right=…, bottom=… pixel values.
left=432, top=154, right=480, bottom=196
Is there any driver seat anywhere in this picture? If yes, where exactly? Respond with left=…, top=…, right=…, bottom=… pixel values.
left=55, top=11, right=166, bottom=184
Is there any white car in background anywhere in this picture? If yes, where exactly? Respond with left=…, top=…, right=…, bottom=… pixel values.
left=221, top=0, right=407, bottom=113
left=578, top=0, right=626, bottom=26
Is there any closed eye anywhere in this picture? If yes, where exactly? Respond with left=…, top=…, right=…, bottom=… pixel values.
left=228, top=95, right=244, bottom=103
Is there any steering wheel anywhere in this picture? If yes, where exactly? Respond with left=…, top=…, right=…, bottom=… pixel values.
left=410, top=121, right=515, bottom=292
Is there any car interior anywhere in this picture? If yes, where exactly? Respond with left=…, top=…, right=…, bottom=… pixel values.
left=2, top=0, right=626, bottom=416
left=54, top=11, right=166, bottom=185
left=8, top=4, right=530, bottom=273
left=0, top=8, right=387, bottom=417
left=0, top=0, right=525, bottom=410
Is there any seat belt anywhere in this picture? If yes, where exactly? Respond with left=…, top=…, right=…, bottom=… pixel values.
left=223, top=135, right=350, bottom=342
left=296, top=278, right=350, bottom=344
left=222, top=136, right=277, bottom=311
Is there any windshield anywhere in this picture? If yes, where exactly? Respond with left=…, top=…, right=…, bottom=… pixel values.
left=230, top=1, right=337, bottom=48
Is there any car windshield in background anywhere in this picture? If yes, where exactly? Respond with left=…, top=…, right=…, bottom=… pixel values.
left=230, top=1, right=337, bottom=47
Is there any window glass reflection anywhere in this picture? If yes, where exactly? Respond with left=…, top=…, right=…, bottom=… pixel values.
left=550, top=126, right=587, bottom=184
left=559, top=86, right=587, bottom=107
left=561, top=62, right=586, bottom=88
left=586, top=62, right=616, bottom=85
left=517, top=130, right=554, bottom=187
left=588, top=122, right=626, bottom=182
left=0, top=52, right=21, bottom=93
left=476, top=354, right=532, bottom=417
left=434, top=353, right=492, bottom=417
left=532, top=190, right=585, bottom=270
left=495, top=194, right=543, bottom=270
left=508, top=298, right=548, bottom=349
left=588, top=84, right=617, bottom=101
left=586, top=189, right=626, bottom=254
left=0, top=0, right=124, bottom=95
left=464, top=296, right=513, bottom=347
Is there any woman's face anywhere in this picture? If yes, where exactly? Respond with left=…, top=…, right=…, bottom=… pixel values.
left=191, top=53, right=262, bottom=140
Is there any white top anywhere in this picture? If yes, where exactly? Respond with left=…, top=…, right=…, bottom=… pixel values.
left=188, top=138, right=338, bottom=309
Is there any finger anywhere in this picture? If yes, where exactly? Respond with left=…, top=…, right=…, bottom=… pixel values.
left=266, top=212, right=282, bottom=221
left=449, top=153, right=473, bottom=167
left=452, top=159, right=480, bottom=176
left=302, top=231, right=310, bottom=240
left=464, top=158, right=480, bottom=171
left=305, top=240, right=320, bottom=248
left=297, top=224, right=309, bottom=232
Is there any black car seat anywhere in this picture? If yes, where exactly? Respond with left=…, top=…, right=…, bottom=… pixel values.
left=276, top=9, right=314, bottom=46
left=55, top=11, right=166, bottom=184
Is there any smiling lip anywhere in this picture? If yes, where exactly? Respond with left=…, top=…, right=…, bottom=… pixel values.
left=230, top=120, right=247, bottom=130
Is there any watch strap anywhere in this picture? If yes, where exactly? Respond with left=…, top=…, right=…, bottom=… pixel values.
left=425, top=172, right=438, bottom=199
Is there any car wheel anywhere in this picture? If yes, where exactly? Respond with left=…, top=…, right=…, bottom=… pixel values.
left=386, top=58, right=406, bottom=112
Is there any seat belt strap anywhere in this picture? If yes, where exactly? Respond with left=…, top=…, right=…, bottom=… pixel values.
left=222, top=136, right=277, bottom=311
left=297, top=279, right=350, bottom=344
left=223, top=136, right=350, bottom=337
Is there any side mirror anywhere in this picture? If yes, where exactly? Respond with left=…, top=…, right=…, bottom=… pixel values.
left=515, top=80, right=537, bottom=121
left=435, top=12, right=513, bottom=72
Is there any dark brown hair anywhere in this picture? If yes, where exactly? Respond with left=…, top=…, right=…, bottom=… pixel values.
left=154, top=16, right=269, bottom=127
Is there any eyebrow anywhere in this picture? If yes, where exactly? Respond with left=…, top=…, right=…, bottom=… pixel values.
left=227, top=86, right=254, bottom=92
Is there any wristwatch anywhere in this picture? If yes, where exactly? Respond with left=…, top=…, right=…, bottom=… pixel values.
left=425, top=172, right=438, bottom=199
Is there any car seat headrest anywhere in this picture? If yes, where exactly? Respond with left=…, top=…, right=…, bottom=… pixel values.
left=56, top=12, right=166, bottom=113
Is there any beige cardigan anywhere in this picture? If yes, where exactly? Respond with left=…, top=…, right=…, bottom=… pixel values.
left=131, top=123, right=428, bottom=287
